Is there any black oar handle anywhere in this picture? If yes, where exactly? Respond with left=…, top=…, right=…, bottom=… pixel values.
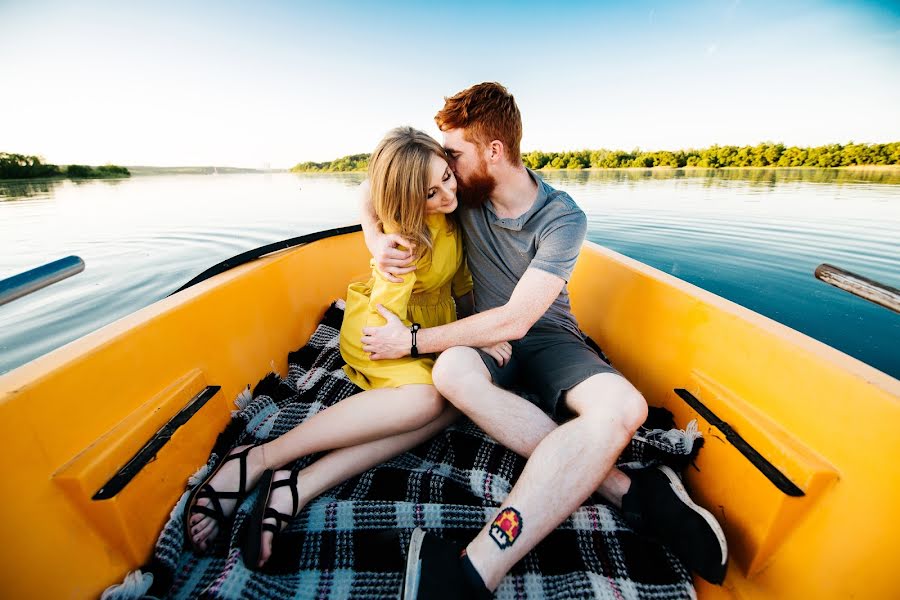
left=0, top=255, right=85, bottom=307
left=815, top=263, right=900, bottom=314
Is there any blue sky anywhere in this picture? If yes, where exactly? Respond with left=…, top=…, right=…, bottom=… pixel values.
left=1, top=0, right=898, bottom=167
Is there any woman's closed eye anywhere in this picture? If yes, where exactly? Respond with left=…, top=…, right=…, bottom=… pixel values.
left=427, top=168, right=452, bottom=198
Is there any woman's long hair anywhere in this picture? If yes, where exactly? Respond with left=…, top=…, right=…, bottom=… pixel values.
left=368, top=126, right=451, bottom=259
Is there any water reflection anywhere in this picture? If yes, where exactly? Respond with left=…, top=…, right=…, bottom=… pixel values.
left=289, top=172, right=365, bottom=188
left=0, top=177, right=129, bottom=201
left=0, top=179, right=63, bottom=200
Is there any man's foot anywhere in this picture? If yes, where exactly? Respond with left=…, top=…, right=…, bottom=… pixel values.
left=401, top=528, right=492, bottom=600
left=622, top=465, right=728, bottom=584
left=185, top=444, right=267, bottom=551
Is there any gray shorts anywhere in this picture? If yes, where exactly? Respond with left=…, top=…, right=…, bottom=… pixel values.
left=476, top=324, right=620, bottom=421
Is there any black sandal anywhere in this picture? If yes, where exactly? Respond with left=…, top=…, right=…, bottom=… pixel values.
left=242, top=468, right=301, bottom=569
left=183, top=444, right=258, bottom=551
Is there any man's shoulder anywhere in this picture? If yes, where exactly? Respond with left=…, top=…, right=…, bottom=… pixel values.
left=536, top=183, right=585, bottom=226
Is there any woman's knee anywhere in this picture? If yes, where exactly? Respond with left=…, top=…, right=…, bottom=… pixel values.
left=397, top=384, right=445, bottom=427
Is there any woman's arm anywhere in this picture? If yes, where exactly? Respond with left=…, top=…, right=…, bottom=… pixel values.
left=366, top=264, right=418, bottom=330
left=358, top=180, right=416, bottom=283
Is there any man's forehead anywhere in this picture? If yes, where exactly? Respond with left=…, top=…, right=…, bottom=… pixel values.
left=442, top=129, right=470, bottom=153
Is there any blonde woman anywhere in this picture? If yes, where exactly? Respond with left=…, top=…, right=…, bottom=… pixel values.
left=185, top=127, right=509, bottom=569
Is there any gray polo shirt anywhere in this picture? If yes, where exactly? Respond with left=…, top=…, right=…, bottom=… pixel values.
left=457, top=169, right=586, bottom=336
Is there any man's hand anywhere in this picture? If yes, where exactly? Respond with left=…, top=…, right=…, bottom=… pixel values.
left=373, top=233, right=416, bottom=283
left=361, top=305, right=412, bottom=360
left=479, top=341, right=512, bottom=367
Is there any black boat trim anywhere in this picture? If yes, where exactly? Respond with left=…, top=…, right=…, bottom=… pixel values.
left=674, top=388, right=805, bottom=497
left=93, top=386, right=221, bottom=500
left=170, top=224, right=363, bottom=296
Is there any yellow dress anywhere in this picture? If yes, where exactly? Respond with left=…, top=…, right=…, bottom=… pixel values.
left=340, top=213, right=473, bottom=389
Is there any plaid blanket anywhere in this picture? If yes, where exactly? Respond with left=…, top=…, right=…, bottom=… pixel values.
left=130, top=303, right=701, bottom=599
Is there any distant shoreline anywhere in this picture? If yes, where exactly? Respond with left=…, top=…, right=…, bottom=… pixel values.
left=292, top=142, right=900, bottom=173
left=535, top=165, right=900, bottom=172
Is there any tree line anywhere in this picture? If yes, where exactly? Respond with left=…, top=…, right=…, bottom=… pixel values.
left=291, top=142, right=900, bottom=172
left=0, top=153, right=130, bottom=180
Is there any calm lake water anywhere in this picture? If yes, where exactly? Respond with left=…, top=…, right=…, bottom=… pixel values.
left=1, top=169, right=898, bottom=378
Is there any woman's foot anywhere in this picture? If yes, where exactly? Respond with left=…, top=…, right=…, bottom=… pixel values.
left=256, top=469, right=304, bottom=568
left=187, top=444, right=268, bottom=551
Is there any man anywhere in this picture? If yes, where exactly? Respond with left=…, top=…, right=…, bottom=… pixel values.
left=360, top=82, right=727, bottom=598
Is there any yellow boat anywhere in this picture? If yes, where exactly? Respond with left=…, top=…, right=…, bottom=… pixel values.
left=1, top=226, right=898, bottom=599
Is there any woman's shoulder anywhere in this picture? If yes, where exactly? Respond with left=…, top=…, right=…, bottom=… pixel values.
left=425, top=212, right=452, bottom=232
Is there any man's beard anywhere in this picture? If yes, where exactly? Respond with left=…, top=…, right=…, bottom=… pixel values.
left=456, top=159, right=496, bottom=208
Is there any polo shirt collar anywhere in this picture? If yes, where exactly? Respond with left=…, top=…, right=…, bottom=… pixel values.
left=484, top=169, right=549, bottom=231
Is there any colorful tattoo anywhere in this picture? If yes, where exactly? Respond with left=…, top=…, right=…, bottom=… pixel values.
left=489, top=507, right=523, bottom=549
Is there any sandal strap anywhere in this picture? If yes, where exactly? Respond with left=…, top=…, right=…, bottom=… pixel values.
left=261, top=522, right=280, bottom=534
left=260, top=472, right=302, bottom=535
left=261, top=508, right=291, bottom=534
left=188, top=444, right=260, bottom=527
left=190, top=503, right=222, bottom=521
left=222, top=444, right=255, bottom=495
left=191, top=484, right=226, bottom=523
left=270, top=473, right=300, bottom=517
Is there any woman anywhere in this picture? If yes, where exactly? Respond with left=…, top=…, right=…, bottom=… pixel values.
left=185, top=127, right=510, bottom=569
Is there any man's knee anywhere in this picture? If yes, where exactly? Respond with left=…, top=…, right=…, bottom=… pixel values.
left=432, top=346, right=491, bottom=407
left=567, top=373, right=648, bottom=434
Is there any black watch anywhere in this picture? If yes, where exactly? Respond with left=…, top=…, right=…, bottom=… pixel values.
left=410, top=323, right=421, bottom=358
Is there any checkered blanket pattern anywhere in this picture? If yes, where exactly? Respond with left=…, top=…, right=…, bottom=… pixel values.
left=141, top=303, right=697, bottom=599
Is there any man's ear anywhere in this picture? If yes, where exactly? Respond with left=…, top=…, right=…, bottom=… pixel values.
left=488, top=140, right=505, bottom=164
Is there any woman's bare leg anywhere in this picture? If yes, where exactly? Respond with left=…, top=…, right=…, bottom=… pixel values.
left=256, top=406, right=460, bottom=566
left=190, top=384, right=444, bottom=548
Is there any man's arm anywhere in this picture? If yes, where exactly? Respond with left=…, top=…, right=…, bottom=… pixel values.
left=358, top=180, right=416, bottom=283
left=362, top=268, right=565, bottom=359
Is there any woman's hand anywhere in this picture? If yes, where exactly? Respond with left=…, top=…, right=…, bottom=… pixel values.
left=479, top=341, right=512, bottom=367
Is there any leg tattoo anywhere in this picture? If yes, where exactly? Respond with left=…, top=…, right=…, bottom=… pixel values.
left=489, top=507, right=523, bottom=549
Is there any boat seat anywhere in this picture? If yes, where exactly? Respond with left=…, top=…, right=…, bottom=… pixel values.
left=663, top=371, right=839, bottom=577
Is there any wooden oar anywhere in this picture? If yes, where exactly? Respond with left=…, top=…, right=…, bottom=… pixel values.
left=0, top=256, right=85, bottom=307
left=815, top=263, right=900, bottom=314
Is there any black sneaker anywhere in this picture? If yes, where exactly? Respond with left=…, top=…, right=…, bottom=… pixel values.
left=401, top=528, right=492, bottom=600
left=622, top=465, right=728, bottom=584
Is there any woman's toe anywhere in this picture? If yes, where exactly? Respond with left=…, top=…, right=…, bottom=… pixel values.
left=195, top=522, right=217, bottom=546
left=259, top=530, right=275, bottom=567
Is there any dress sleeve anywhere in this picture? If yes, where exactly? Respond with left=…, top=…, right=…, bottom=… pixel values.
left=451, top=258, right=474, bottom=298
left=365, top=263, right=417, bottom=328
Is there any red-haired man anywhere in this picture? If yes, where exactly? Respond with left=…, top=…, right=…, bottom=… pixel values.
left=360, top=82, right=727, bottom=599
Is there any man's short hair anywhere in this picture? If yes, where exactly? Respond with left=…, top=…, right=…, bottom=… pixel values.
left=435, top=82, right=522, bottom=166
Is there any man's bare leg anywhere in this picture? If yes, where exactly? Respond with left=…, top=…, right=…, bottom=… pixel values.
left=428, top=346, right=727, bottom=589
left=433, top=348, right=646, bottom=589
left=432, top=346, right=634, bottom=509
left=460, top=374, right=645, bottom=589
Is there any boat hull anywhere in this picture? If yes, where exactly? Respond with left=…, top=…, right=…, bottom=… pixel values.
left=0, top=228, right=897, bottom=599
